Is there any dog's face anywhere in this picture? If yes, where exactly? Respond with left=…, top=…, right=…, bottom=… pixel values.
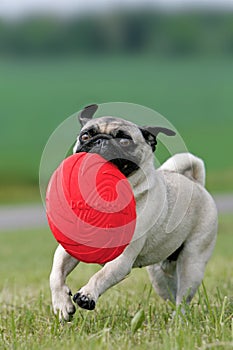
left=73, top=104, right=175, bottom=177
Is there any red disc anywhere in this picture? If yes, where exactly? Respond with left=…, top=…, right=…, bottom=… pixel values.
left=46, top=152, right=136, bottom=264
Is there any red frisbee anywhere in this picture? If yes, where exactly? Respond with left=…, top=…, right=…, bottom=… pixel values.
left=46, top=152, right=136, bottom=264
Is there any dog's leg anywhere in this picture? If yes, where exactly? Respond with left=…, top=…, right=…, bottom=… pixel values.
left=73, top=241, right=144, bottom=310
left=50, top=244, right=79, bottom=320
left=147, top=260, right=177, bottom=302
left=175, top=224, right=217, bottom=305
left=146, top=243, right=186, bottom=302
left=175, top=255, right=205, bottom=305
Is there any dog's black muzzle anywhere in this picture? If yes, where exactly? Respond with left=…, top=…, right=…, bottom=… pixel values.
left=75, top=135, right=139, bottom=177
left=92, top=136, right=111, bottom=151
left=76, top=134, right=112, bottom=153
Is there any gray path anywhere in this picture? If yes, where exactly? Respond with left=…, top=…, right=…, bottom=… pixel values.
left=212, top=193, right=233, bottom=214
left=0, top=194, right=233, bottom=232
left=0, top=204, right=47, bottom=232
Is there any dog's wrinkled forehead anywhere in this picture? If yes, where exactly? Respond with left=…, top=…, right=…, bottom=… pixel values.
left=81, top=116, right=144, bottom=142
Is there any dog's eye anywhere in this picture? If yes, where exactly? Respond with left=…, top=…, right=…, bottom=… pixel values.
left=119, top=138, right=131, bottom=147
left=80, top=133, right=91, bottom=142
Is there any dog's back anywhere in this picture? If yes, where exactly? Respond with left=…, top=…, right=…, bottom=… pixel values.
left=159, top=153, right=205, bottom=187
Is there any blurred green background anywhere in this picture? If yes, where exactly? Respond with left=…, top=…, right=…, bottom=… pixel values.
left=0, top=6, right=233, bottom=203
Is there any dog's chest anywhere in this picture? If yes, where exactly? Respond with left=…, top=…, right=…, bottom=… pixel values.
left=132, top=223, right=184, bottom=267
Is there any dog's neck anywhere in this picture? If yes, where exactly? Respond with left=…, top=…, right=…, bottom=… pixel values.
left=128, top=155, right=168, bottom=236
left=128, top=154, right=157, bottom=193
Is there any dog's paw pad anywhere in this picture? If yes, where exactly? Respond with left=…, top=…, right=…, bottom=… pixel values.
left=73, top=292, right=96, bottom=310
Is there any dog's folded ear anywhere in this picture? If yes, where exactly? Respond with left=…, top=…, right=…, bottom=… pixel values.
left=78, top=104, right=98, bottom=126
left=139, top=126, right=176, bottom=152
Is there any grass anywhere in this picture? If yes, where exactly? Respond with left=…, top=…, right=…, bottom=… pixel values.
left=0, top=184, right=41, bottom=204
left=0, top=215, right=233, bottom=349
left=0, top=55, right=233, bottom=196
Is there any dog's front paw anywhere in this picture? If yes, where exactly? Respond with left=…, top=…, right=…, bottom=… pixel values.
left=73, top=291, right=96, bottom=310
left=51, top=285, right=76, bottom=321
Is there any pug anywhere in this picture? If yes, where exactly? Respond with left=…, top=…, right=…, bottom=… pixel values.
left=49, top=104, right=218, bottom=320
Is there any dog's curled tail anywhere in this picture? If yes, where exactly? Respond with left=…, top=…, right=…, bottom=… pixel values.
left=160, top=153, right=206, bottom=187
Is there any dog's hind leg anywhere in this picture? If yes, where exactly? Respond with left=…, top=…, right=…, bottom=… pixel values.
left=175, top=212, right=217, bottom=305
left=148, top=225, right=217, bottom=306
left=175, top=239, right=216, bottom=304
left=175, top=255, right=205, bottom=305
left=147, top=260, right=178, bottom=302
left=50, top=244, right=79, bottom=321
left=147, top=243, right=185, bottom=302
